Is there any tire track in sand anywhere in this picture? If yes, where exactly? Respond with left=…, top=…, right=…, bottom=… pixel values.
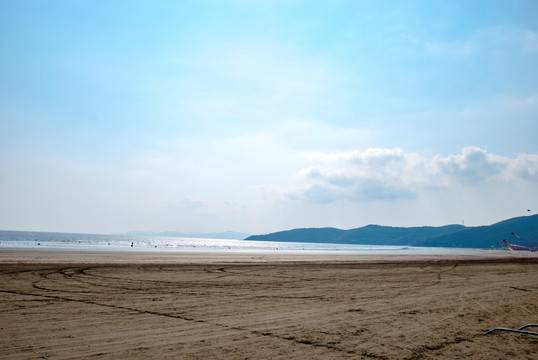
left=0, top=267, right=369, bottom=358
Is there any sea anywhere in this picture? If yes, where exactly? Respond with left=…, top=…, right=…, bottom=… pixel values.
left=0, top=230, right=492, bottom=255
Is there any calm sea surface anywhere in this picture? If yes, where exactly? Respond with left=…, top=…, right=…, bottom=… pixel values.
left=0, top=230, right=488, bottom=255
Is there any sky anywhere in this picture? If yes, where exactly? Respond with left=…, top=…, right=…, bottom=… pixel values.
left=1, top=0, right=537, bottom=235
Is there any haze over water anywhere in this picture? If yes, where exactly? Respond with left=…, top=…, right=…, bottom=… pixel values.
left=0, top=230, right=496, bottom=256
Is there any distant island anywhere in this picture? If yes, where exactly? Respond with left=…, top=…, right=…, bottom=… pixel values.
left=246, top=215, right=538, bottom=249
left=124, top=230, right=250, bottom=240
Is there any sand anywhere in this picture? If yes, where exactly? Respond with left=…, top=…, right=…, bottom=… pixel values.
left=0, top=249, right=537, bottom=359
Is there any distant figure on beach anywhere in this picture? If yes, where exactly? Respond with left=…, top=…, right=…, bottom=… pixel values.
left=131, top=242, right=133, bottom=248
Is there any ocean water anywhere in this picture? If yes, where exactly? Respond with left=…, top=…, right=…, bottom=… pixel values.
left=0, top=230, right=487, bottom=255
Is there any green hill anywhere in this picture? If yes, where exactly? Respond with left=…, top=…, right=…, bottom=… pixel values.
left=335, top=224, right=466, bottom=245
left=246, top=227, right=345, bottom=243
left=246, top=215, right=538, bottom=249
left=418, top=215, right=538, bottom=248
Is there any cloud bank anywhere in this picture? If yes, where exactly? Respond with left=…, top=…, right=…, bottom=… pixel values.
left=281, top=147, right=538, bottom=203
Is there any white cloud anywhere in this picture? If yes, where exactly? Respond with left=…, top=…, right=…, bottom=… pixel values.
left=399, top=25, right=538, bottom=61
left=432, top=146, right=508, bottom=183
left=303, top=148, right=405, bottom=164
left=512, top=153, right=538, bottom=181
left=165, top=197, right=205, bottom=210
left=522, top=30, right=538, bottom=53
left=279, top=147, right=538, bottom=204
left=503, top=93, right=538, bottom=110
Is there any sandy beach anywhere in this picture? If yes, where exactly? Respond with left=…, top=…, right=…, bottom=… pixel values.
left=1, top=249, right=537, bottom=359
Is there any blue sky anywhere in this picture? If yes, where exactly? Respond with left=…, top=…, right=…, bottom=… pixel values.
left=1, top=0, right=537, bottom=234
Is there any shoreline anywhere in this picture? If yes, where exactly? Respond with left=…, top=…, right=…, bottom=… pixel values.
left=1, top=246, right=536, bottom=264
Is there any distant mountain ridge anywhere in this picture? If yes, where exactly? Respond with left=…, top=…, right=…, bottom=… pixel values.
left=418, top=215, right=538, bottom=248
left=246, top=215, right=538, bottom=249
left=124, top=230, right=250, bottom=240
